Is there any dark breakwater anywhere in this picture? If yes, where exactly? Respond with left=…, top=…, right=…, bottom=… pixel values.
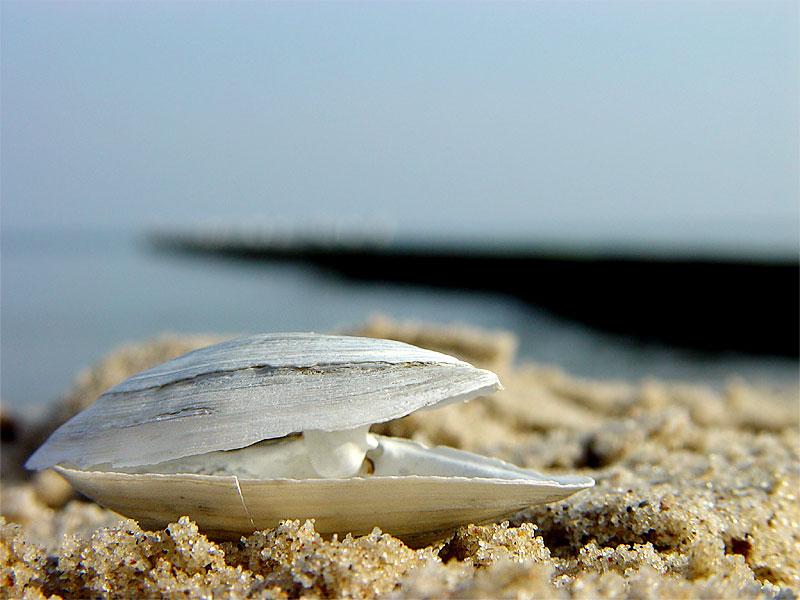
left=149, top=230, right=799, bottom=358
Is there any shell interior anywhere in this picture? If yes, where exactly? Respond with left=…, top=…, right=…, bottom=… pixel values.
left=104, top=434, right=591, bottom=485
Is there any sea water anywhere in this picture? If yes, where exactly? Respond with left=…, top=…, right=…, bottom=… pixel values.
left=2, top=226, right=797, bottom=418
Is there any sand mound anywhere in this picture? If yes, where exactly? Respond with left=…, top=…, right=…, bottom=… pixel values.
left=2, top=320, right=797, bottom=598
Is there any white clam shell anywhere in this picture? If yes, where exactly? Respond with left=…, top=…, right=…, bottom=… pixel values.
left=27, top=333, right=594, bottom=544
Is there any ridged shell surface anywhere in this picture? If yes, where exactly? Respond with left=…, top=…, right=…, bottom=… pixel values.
left=26, top=334, right=501, bottom=470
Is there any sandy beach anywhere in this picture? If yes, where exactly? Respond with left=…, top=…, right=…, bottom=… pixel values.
left=2, top=318, right=798, bottom=599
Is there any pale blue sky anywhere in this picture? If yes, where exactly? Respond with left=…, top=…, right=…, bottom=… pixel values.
left=2, top=1, right=798, bottom=249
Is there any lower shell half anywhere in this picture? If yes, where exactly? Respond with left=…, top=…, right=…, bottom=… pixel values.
left=55, top=437, right=593, bottom=546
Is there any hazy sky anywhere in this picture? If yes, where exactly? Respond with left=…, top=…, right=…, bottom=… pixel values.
left=2, top=1, right=798, bottom=247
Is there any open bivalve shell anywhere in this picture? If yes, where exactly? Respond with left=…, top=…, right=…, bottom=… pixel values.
left=26, top=333, right=594, bottom=545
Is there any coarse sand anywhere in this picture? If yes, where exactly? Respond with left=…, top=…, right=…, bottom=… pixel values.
left=2, top=317, right=798, bottom=599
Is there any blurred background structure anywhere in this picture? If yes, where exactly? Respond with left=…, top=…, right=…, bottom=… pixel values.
left=2, top=1, right=798, bottom=415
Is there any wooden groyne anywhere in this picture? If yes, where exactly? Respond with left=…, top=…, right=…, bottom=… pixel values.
left=148, top=227, right=799, bottom=358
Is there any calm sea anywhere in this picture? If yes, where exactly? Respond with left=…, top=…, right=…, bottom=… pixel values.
left=2, top=227, right=797, bottom=418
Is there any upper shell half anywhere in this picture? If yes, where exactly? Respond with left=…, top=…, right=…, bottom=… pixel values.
left=26, top=333, right=502, bottom=471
